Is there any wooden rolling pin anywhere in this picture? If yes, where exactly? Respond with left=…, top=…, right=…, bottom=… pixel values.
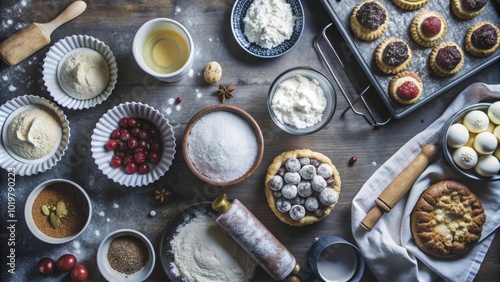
left=360, top=144, right=437, bottom=231
left=0, top=0, right=87, bottom=66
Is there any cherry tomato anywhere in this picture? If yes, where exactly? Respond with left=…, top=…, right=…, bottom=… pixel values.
left=38, top=257, right=56, bottom=276
left=71, top=264, right=88, bottom=281
left=56, top=254, right=77, bottom=272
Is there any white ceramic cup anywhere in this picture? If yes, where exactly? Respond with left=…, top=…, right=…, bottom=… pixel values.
left=132, top=18, right=194, bottom=83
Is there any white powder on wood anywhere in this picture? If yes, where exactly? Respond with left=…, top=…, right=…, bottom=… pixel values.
left=243, top=0, right=295, bottom=49
left=58, top=49, right=110, bottom=100
left=187, top=111, right=258, bottom=182
left=170, top=213, right=256, bottom=282
left=271, top=75, right=327, bottom=129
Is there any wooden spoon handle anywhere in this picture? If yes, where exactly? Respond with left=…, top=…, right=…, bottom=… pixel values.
left=360, top=144, right=437, bottom=231
left=38, top=1, right=87, bottom=36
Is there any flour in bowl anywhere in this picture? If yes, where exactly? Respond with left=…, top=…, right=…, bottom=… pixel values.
left=169, top=213, right=256, bottom=282
left=243, top=0, right=295, bottom=49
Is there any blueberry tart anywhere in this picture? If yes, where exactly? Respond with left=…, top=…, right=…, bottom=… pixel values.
left=265, top=149, right=341, bottom=226
left=429, top=42, right=464, bottom=77
left=465, top=22, right=500, bottom=57
left=393, top=0, right=430, bottom=10
left=452, top=0, right=488, bottom=19
left=350, top=0, right=389, bottom=41
left=375, top=37, right=413, bottom=74
left=411, top=11, right=447, bottom=47
left=388, top=71, right=423, bottom=105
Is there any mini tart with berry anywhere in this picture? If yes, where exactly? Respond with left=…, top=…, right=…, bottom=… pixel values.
left=375, top=37, right=412, bottom=74
left=350, top=0, right=389, bottom=41
left=392, top=0, right=430, bottom=10
left=411, top=11, right=447, bottom=47
left=265, top=149, right=341, bottom=226
left=465, top=22, right=500, bottom=57
left=429, top=42, right=464, bottom=77
left=389, top=71, right=423, bottom=105
left=451, top=0, right=488, bottom=20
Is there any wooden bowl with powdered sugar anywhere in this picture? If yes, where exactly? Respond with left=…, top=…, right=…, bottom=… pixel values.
left=182, top=104, right=264, bottom=186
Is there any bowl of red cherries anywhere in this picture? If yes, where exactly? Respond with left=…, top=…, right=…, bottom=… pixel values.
left=91, top=102, right=176, bottom=187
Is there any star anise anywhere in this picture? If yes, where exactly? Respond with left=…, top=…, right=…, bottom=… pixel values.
left=216, top=84, right=235, bottom=103
left=154, top=188, right=173, bottom=204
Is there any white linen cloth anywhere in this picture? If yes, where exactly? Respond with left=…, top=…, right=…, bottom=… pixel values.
left=351, top=83, right=500, bottom=282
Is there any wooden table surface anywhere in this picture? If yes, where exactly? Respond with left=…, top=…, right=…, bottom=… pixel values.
left=0, top=0, right=498, bottom=281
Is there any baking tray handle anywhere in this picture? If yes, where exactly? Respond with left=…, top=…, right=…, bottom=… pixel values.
left=314, top=23, right=391, bottom=127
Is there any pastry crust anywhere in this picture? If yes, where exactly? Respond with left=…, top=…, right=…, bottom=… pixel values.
left=410, top=180, right=485, bottom=258
left=350, top=0, right=389, bottom=41
left=411, top=11, right=447, bottom=47
left=265, top=149, right=341, bottom=226
left=452, top=0, right=488, bottom=19
left=465, top=22, right=500, bottom=57
left=375, top=37, right=412, bottom=74
left=388, top=71, right=423, bottom=104
left=392, top=0, right=430, bottom=10
left=429, top=42, right=464, bottom=77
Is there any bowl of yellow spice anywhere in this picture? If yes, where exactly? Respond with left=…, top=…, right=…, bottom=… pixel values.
left=24, top=179, right=92, bottom=244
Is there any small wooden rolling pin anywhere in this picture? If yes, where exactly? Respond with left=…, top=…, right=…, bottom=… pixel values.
left=360, top=144, right=437, bottom=232
left=0, top=0, right=87, bottom=66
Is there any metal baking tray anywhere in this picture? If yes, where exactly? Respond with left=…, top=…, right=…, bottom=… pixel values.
left=320, top=0, right=500, bottom=119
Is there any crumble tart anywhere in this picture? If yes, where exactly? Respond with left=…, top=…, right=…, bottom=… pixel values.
left=393, top=0, right=430, bottom=10
left=388, top=71, right=423, bottom=105
left=265, top=149, right=341, bottom=226
left=429, top=42, right=464, bottom=77
left=411, top=11, right=448, bottom=47
left=410, top=180, right=485, bottom=258
left=350, top=0, right=389, bottom=41
left=375, top=37, right=413, bottom=74
left=465, top=22, right=500, bottom=57
left=452, top=0, right=488, bottom=19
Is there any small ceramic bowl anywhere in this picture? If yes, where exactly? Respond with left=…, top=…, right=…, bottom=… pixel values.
left=132, top=18, right=194, bottom=82
left=308, top=236, right=365, bottom=282
left=91, top=102, right=176, bottom=187
left=42, top=35, right=118, bottom=110
left=24, top=179, right=92, bottom=244
left=268, top=67, right=336, bottom=135
left=182, top=105, right=264, bottom=186
left=442, top=103, right=500, bottom=181
left=0, top=95, right=70, bottom=176
left=97, top=229, right=155, bottom=282
left=231, top=0, right=304, bottom=58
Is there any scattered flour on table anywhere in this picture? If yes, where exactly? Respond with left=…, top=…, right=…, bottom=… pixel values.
left=166, top=108, right=172, bottom=115
left=170, top=213, right=256, bottom=282
left=8, top=85, right=16, bottom=91
left=95, top=230, right=101, bottom=237
left=188, top=69, right=193, bottom=77
left=98, top=211, right=105, bottom=217
left=113, top=203, right=119, bottom=209
left=372, top=162, right=377, bottom=166
left=243, top=0, right=295, bottom=49
left=271, top=75, right=327, bottom=129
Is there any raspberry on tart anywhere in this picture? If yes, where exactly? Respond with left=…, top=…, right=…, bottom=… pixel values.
left=388, top=71, right=423, bottom=105
left=392, top=0, right=430, bottom=10
left=350, top=0, right=389, bottom=41
left=429, top=42, right=465, bottom=77
left=452, top=0, right=488, bottom=19
left=411, top=11, right=447, bottom=47
left=465, top=22, right=500, bottom=57
left=375, top=37, right=412, bottom=74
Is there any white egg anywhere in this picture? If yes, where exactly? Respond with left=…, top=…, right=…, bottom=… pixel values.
left=474, top=155, right=500, bottom=177
left=446, top=123, right=469, bottom=148
left=494, top=125, right=500, bottom=141
left=463, top=110, right=489, bottom=133
left=487, top=101, right=500, bottom=125
left=473, top=132, right=498, bottom=154
left=452, top=146, right=478, bottom=170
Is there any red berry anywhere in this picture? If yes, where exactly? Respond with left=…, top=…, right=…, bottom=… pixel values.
left=123, top=155, right=133, bottom=166
left=396, top=81, right=420, bottom=100
left=115, top=151, right=125, bottom=160
left=148, top=152, right=161, bottom=164
left=38, top=257, right=56, bottom=276
left=131, top=127, right=141, bottom=136
left=138, top=162, right=150, bottom=174
left=56, top=254, right=77, bottom=272
left=117, top=140, right=128, bottom=151
left=149, top=128, right=158, bottom=138
left=70, top=264, right=88, bottom=281
left=135, top=152, right=146, bottom=163
left=139, top=130, right=149, bottom=141
left=111, top=129, right=121, bottom=139
left=119, top=118, right=128, bottom=128
left=138, top=140, right=149, bottom=149
left=150, top=141, right=161, bottom=152
left=349, top=156, right=357, bottom=166
left=110, top=156, right=122, bottom=168
left=421, top=16, right=441, bottom=38
left=120, top=131, right=131, bottom=142
left=176, top=97, right=182, bottom=103
left=105, top=139, right=118, bottom=151
left=125, top=162, right=138, bottom=174
left=128, top=138, right=138, bottom=149
left=127, top=117, right=138, bottom=127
